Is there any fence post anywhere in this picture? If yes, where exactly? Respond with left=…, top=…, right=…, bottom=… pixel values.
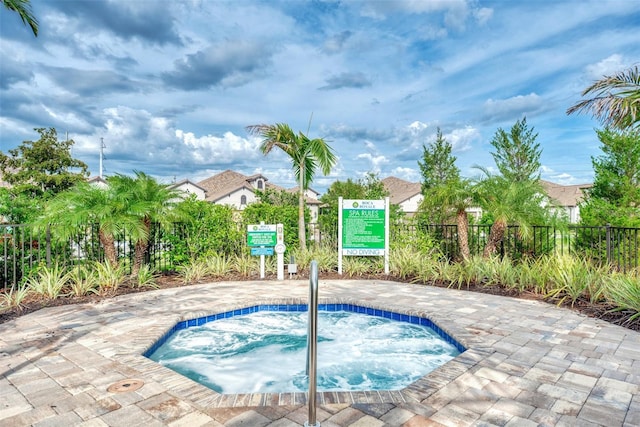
left=605, top=224, right=612, bottom=265
left=46, top=225, right=52, bottom=267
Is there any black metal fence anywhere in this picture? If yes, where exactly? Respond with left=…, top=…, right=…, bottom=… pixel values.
left=0, top=223, right=178, bottom=290
left=411, top=224, right=639, bottom=273
left=2, top=222, right=639, bottom=290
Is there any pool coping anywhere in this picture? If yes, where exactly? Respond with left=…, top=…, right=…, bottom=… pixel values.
left=125, top=297, right=493, bottom=408
left=3, top=279, right=639, bottom=426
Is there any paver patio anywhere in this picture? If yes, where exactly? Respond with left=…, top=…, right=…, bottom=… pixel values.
left=1, top=279, right=639, bottom=426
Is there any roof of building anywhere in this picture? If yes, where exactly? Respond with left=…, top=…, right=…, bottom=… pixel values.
left=540, top=180, right=592, bottom=207
left=381, top=176, right=422, bottom=205
left=197, top=169, right=280, bottom=202
left=87, top=176, right=108, bottom=185
left=168, top=179, right=207, bottom=192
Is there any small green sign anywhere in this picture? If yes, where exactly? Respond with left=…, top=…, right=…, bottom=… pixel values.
left=247, top=224, right=277, bottom=247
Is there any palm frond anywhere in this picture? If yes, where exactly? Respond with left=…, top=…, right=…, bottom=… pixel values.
left=3, top=0, right=38, bottom=36
left=567, top=66, right=640, bottom=129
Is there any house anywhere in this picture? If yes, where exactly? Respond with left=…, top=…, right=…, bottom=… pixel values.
left=196, top=170, right=322, bottom=221
left=87, top=176, right=109, bottom=189
left=197, top=170, right=273, bottom=209
left=381, top=176, right=483, bottom=220
left=381, top=176, right=423, bottom=216
left=540, top=180, right=592, bottom=223
left=168, top=179, right=206, bottom=200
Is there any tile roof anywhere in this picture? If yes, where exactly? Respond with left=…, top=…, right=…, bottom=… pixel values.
left=197, top=169, right=281, bottom=202
left=540, top=180, right=592, bottom=207
left=168, top=178, right=207, bottom=192
left=381, top=176, right=422, bottom=204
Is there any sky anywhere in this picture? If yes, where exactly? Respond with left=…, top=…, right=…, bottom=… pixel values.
left=1, top=0, right=639, bottom=194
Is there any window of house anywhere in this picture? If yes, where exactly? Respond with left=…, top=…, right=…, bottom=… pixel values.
left=257, top=180, right=263, bottom=190
left=240, top=195, right=247, bottom=205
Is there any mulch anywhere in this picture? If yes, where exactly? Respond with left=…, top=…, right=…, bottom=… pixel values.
left=1, top=272, right=638, bottom=332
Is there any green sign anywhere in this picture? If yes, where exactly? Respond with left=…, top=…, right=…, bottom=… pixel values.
left=247, top=224, right=277, bottom=247
left=342, top=199, right=386, bottom=255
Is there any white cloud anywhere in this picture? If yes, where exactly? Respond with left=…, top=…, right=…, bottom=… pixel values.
left=585, top=54, right=629, bottom=80
left=390, top=166, right=420, bottom=182
left=474, top=7, right=493, bottom=25
left=356, top=152, right=389, bottom=173
left=482, top=93, right=544, bottom=122
left=2, top=0, right=637, bottom=194
left=444, top=127, right=480, bottom=152
left=408, top=121, right=429, bottom=133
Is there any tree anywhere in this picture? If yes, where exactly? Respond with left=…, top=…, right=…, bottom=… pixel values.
left=418, top=178, right=474, bottom=261
left=567, top=66, right=640, bottom=130
left=0, top=128, right=89, bottom=198
left=40, top=172, right=181, bottom=273
left=418, top=128, right=460, bottom=193
left=418, top=128, right=462, bottom=224
left=2, top=0, right=38, bottom=36
left=108, top=171, right=181, bottom=275
left=416, top=129, right=474, bottom=259
left=579, top=128, right=640, bottom=227
left=474, top=168, right=547, bottom=257
left=0, top=188, right=41, bottom=224
left=246, top=123, right=337, bottom=250
left=39, top=182, right=125, bottom=267
left=489, top=117, right=541, bottom=183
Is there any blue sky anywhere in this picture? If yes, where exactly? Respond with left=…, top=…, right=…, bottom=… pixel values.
left=1, top=0, right=639, bottom=193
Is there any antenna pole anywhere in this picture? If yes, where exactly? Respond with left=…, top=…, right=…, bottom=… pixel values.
left=99, top=138, right=105, bottom=178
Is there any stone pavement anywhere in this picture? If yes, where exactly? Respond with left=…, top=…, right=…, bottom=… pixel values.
left=0, top=279, right=639, bottom=426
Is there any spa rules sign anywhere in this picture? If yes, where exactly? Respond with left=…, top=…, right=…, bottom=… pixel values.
left=338, top=197, right=389, bottom=274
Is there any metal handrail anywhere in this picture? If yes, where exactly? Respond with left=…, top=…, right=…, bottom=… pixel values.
left=305, top=260, right=320, bottom=427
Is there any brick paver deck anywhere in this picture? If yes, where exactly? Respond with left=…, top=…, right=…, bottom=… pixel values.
left=1, top=279, right=639, bottom=426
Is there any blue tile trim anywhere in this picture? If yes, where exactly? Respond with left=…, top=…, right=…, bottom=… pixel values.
left=143, top=303, right=466, bottom=357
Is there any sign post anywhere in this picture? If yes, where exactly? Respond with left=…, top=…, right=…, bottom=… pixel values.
left=275, top=223, right=285, bottom=280
left=338, top=197, right=389, bottom=274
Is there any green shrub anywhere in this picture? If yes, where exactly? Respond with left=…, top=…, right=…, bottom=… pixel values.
left=67, top=265, right=99, bottom=296
left=206, top=255, right=232, bottom=278
left=177, top=259, right=208, bottom=285
left=232, top=253, right=258, bottom=277
left=135, top=265, right=159, bottom=289
left=545, top=255, right=606, bottom=306
left=483, top=256, right=518, bottom=289
left=604, top=273, right=640, bottom=321
left=92, top=261, right=126, bottom=294
left=169, top=200, right=244, bottom=264
left=389, top=246, right=421, bottom=279
left=0, top=285, right=30, bottom=312
left=25, top=263, right=69, bottom=299
left=342, top=257, right=371, bottom=277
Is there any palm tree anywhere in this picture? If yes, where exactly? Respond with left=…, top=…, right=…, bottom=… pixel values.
left=108, top=171, right=181, bottom=276
left=419, top=177, right=474, bottom=261
left=474, top=169, right=547, bottom=258
left=567, top=66, right=640, bottom=130
left=246, top=123, right=337, bottom=250
left=39, top=182, right=125, bottom=267
left=2, top=0, right=38, bottom=36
